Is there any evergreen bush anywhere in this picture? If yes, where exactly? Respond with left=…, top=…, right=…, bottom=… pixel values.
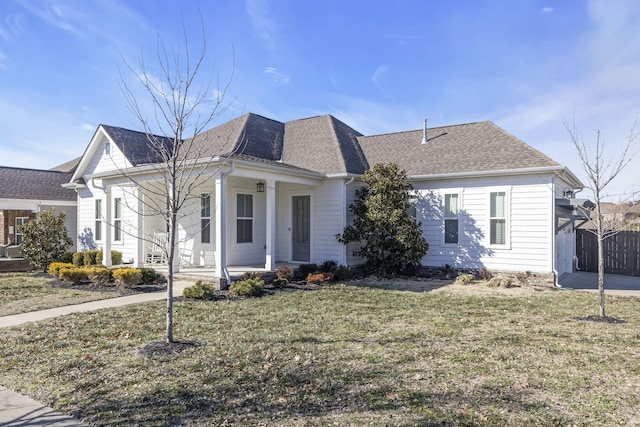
left=230, top=278, right=264, bottom=297
left=183, top=280, right=216, bottom=299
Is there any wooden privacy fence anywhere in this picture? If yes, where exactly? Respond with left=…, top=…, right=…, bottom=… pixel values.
left=576, top=229, right=640, bottom=276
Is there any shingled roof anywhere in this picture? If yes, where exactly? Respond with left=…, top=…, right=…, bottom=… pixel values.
left=186, top=113, right=285, bottom=160
left=0, top=167, right=76, bottom=201
left=101, top=125, right=173, bottom=166
left=90, top=116, right=561, bottom=179
left=283, top=115, right=367, bottom=174
left=357, top=121, right=560, bottom=176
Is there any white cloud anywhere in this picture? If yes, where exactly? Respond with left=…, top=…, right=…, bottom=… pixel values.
left=542, top=7, right=554, bottom=13
left=246, top=0, right=278, bottom=50
left=17, top=2, right=83, bottom=36
left=81, top=123, right=94, bottom=131
left=371, top=65, right=389, bottom=92
left=264, top=67, right=290, bottom=84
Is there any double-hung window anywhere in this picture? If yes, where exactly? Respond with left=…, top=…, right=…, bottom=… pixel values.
left=15, top=217, right=28, bottom=245
left=237, top=193, right=253, bottom=244
left=114, top=198, right=122, bottom=242
left=95, top=199, right=102, bottom=241
left=201, top=194, right=211, bottom=244
left=444, top=193, right=459, bottom=244
left=407, top=194, right=417, bottom=219
left=490, top=191, right=507, bottom=245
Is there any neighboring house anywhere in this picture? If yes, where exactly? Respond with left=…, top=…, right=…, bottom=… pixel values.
left=64, top=113, right=584, bottom=284
left=0, top=159, right=79, bottom=256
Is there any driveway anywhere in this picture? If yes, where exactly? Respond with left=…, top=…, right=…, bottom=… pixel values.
left=559, top=271, right=640, bottom=296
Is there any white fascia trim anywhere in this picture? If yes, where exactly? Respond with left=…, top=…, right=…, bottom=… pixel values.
left=409, top=166, right=584, bottom=187
left=89, top=156, right=325, bottom=183
left=0, top=199, right=77, bottom=208
left=324, top=172, right=362, bottom=179
left=220, top=157, right=325, bottom=179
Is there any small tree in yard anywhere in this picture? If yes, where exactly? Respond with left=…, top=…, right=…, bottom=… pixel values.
left=119, top=20, right=234, bottom=344
left=20, top=208, right=73, bottom=272
left=338, top=163, right=428, bottom=276
left=565, top=118, right=639, bottom=318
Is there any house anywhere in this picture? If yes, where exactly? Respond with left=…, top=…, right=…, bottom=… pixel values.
left=0, top=159, right=79, bottom=257
left=63, top=113, right=584, bottom=286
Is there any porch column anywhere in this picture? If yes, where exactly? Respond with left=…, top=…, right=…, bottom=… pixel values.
left=265, top=179, right=276, bottom=271
left=214, top=172, right=227, bottom=281
left=104, top=187, right=112, bottom=266
left=134, top=188, right=144, bottom=268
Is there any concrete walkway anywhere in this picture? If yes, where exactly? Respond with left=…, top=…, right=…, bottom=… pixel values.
left=0, top=280, right=192, bottom=426
left=559, top=271, right=640, bottom=296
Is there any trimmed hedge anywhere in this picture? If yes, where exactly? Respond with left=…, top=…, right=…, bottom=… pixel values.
left=112, top=268, right=143, bottom=288
left=72, top=250, right=123, bottom=266
left=59, top=267, right=89, bottom=284
left=48, top=262, right=74, bottom=278
left=183, top=280, right=216, bottom=299
left=230, top=278, right=264, bottom=297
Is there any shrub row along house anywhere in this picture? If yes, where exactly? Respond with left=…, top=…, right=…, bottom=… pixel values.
left=5, top=113, right=586, bottom=285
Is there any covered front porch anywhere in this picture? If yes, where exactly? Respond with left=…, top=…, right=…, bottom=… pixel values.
left=100, top=160, right=326, bottom=286
left=149, top=262, right=298, bottom=283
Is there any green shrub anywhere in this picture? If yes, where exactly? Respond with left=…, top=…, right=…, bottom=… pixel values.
left=58, top=267, right=89, bottom=284
left=275, top=265, right=294, bottom=281
left=48, top=262, right=74, bottom=278
left=298, top=263, right=318, bottom=277
left=85, top=266, right=112, bottom=285
left=111, top=250, right=123, bottom=265
left=83, top=250, right=100, bottom=266
left=112, top=268, right=142, bottom=288
left=58, top=252, right=74, bottom=264
left=455, top=274, right=475, bottom=285
left=72, top=252, right=84, bottom=267
left=272, top=277, right=289, bottom=288
left=319, top=260, right=337, bottom=273
left=18, top=208, right=73, bottom=272
left=333, top=265, right=353, bottom=281
left=230, top=278, right=264, bottom=297
left=183, top=280, right=216, bottom=299
left=140, top=267, right=158, bottom=284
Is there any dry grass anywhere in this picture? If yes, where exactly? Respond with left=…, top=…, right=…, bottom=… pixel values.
left=0, top=272, right=116, bottom=316
left=1, top=280, right=640, bottom=426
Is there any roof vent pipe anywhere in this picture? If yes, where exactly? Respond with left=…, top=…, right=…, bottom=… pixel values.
left=421, top=118, right=428, bottom=144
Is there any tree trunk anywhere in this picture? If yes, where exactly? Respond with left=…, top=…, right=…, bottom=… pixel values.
left=166, top=204, right=177, bottom=344
left=166, top=259, right=174, bottom=343
left=597, top=232, right=605, bottom=317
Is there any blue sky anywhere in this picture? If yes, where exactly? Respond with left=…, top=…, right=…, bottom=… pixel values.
left=1, top=0, right=639, bottom=199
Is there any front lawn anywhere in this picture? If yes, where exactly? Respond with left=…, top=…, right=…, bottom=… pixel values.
left=1, top=282, right=639, bottom=426
left=0, top=272, right=117, bottom=316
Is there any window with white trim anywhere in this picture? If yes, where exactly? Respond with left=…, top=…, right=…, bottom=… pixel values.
left=407, top=194, right=417, bottom=219
left=15, top=217, right=28, bottom=245
left=490, top=191, right=507, bottom=245
left=444, top=193, right=459, bottom=244
left=104, top=141, right=111, bottom=155
left=114, top=197, right=122, bottom=242
left=236, top=193, right=253, bottom=244
left=201, top=194, right=211, bottom=244
left=95, top=199, right=102, bottom=241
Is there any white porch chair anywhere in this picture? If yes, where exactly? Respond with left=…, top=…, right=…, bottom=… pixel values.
left=146, top=232, right=167, bottom=264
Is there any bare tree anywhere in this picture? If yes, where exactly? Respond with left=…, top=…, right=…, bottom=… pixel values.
left=119, top=21, right=234, bottom=343
left=565, top=118, right=638, bottom=317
